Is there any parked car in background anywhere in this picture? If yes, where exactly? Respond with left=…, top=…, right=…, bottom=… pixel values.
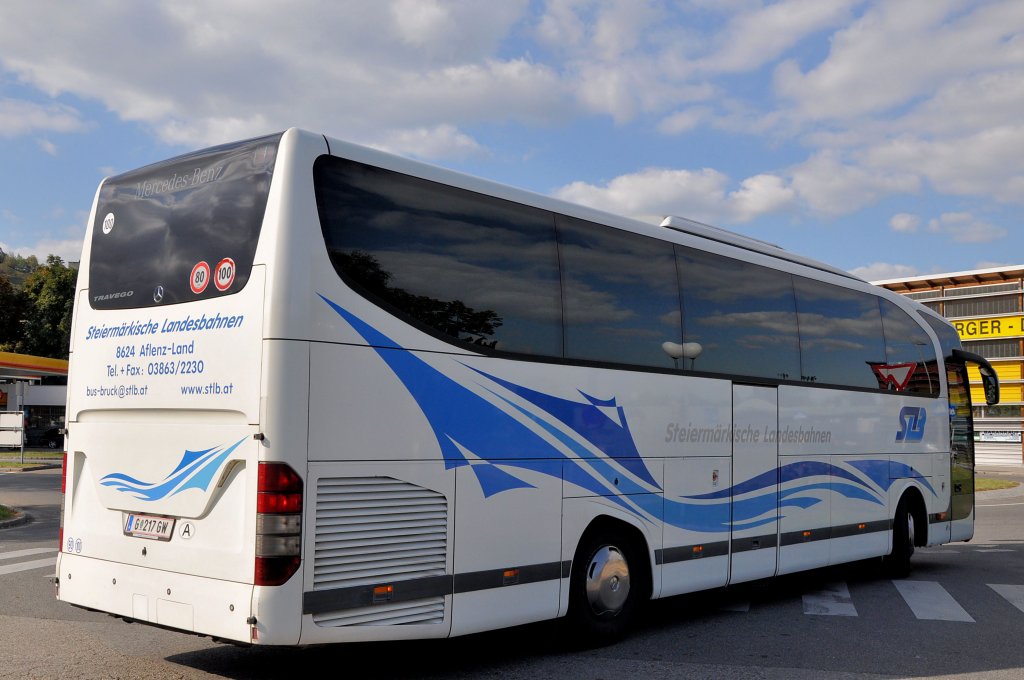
left=25, top=426, right=62, bottom=449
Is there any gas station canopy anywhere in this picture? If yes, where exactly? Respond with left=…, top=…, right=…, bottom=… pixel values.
left=0, top=351, right=69, bottom=380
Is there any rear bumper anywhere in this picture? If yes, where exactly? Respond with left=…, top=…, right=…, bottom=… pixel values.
left=56, top=552, right=256, bottom=644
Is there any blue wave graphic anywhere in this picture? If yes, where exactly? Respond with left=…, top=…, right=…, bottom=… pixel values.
left=320, top=295, right=934, bottom=535
left=849, top=459, right=937, bottom=496
left=465, top=366, right=659, bottom=488
left=100, top=437, right=246, bottom=501
left=319, top=294, right=650, bottom=513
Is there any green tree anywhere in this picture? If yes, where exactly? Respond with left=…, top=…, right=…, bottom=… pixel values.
left=0, top=252, right=40, bottom=288
left=0, top=272, right=25, bottom=350
left=16, top=255, right=77, bottom=359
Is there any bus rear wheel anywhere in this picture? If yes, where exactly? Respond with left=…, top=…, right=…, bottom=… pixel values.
left=885, top=499, right=915, bottom=578
left=567, top=528, right=643, bottom=646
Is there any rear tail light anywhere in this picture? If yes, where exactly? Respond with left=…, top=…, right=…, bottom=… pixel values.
left=255, top=462, right=302, bottom=586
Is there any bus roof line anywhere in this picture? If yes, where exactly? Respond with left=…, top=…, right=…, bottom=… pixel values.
left=660, top=215, right=863, bottom=283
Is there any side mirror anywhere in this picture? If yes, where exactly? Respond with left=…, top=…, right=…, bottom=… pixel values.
left=952, top=349, right=1000, bottom=406
left=979, top=366, right=1000, bottom=406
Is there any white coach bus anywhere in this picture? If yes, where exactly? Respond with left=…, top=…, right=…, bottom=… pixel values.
left=57, top=128, right=999, bottom=646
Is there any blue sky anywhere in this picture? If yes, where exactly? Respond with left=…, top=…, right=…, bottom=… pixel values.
left=1, top=0, right=1022, bottom=282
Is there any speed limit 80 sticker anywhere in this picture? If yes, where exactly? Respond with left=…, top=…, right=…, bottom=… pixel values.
left=190, top=261, right=211, bottom=294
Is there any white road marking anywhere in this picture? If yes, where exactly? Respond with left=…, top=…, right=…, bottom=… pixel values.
left=803, top=582, right=857, bottom=616
left=0, top=557, right=56, bottom=576
left=893, top=580, right=974, bottom=622
left=0, top=548, right=54, bottom=562
left=989, top=584, right=1024, bottom=614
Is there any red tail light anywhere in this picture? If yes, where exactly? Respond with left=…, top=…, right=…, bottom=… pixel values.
left=255, top=462, right=302, bottom=587
left=256, top=492, right=302, bottom=514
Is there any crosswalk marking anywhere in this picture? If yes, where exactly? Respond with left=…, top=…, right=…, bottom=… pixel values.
left=0, top=556, right=55, bottom=576
left=893, top=580, right=975, bottom=622
left=0, top=547, right=54, bottom=562
left=803, top=582, right=857, bottom=616
left=1, top=547, right=1017, bottom=627
left=989, top=584, right=1024, bottom=614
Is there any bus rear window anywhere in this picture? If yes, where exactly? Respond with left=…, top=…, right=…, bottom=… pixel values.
left=88, top=133, right=281, bottom=309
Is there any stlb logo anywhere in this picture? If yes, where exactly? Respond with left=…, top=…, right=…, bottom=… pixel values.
left=896, top=406, right=927, bottom=442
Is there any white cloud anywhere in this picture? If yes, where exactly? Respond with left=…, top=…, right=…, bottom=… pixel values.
left=535, top=0, right=664, bottom=61
left=854, top=262, right=922, bottom=282
left=865, top=126, right=1024, bottom=204
left=0, top=237, right=83, bottom=263
left=657, top=107, right=710, bottom=135
left=774, top=2, right=1024, bottom=121
left=375, top=124, right=486, bottom=160
left=765, top=1, right=1024, bottom=212
left=0, top=1, right=542, bottom=157
left=2, top=0, right=1024, bottom=254
left=899, top=70, right=1024, bottom=139
left=927, top=212, right=1007, bottom=243
left=975, top=260, right=1016, bottom=270
left=789, top=151, right=920, bottom=216
left=36, top=138, right=57, bottom=156
left=555, top=167, right=729, bottom=223
left=729, top=174, right=796, bottom=222
left=391, top=0, right=455, bottom=49
left=554, top=166, right=795, bottom=224
left=890, top=213, right=920, bottom=232
left=0, top=98, right=84, bottom=138
left=700, top=0, right=858, bottom=74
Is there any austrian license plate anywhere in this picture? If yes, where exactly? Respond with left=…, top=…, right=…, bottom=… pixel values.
left=123, top=513, right=175, bottom=541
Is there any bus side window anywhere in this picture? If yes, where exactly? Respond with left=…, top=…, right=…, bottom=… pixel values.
left=676, top=246, right=801, bottom=381
left=879, top=299, right=940, bottom=396
left=793, top=278, right=886, bottom=389
left=557, top=215, right=681, bottom=369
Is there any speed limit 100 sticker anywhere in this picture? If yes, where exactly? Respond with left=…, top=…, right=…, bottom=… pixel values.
left=214, top=257, right=236, bottom=292
left=190, top=261, right=211, bottom=294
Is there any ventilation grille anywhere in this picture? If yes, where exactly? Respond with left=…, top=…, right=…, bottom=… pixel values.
left=313, top=476, right=448, bottom=627
left=905, top=290, right=942, bottom=300
left=312, top=599, right=446, bottom=628
left=943, top=282, right=1020, bottom=298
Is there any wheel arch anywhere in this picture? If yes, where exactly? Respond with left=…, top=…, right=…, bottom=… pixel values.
left=896, top=483, right=928, bottom=548
left=572, top=514, right=654, bottom=603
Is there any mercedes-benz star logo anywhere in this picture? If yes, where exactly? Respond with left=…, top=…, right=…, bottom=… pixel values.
left=153, top=285, right=165, bottom=303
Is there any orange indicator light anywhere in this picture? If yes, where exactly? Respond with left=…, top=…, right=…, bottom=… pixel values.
left=503, top=569, right=520, bottom=585
left=373, top=585, right=394, bottom=603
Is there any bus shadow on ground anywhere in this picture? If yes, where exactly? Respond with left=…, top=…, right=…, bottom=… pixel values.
left=166, top=618, right=572, bottom=680
left=166, top=548, right=1024, bottom=679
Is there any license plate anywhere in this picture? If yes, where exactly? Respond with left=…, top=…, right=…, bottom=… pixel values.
left=123, top=513, right=175, bottom=541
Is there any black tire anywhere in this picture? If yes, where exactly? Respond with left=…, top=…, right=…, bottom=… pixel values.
left=885, top=499, right=915, bottom=578
left=566, top=528, right=645, bottom=646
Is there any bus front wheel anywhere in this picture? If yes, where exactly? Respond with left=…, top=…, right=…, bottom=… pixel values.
left=567, top=528, right=644, bottom=646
